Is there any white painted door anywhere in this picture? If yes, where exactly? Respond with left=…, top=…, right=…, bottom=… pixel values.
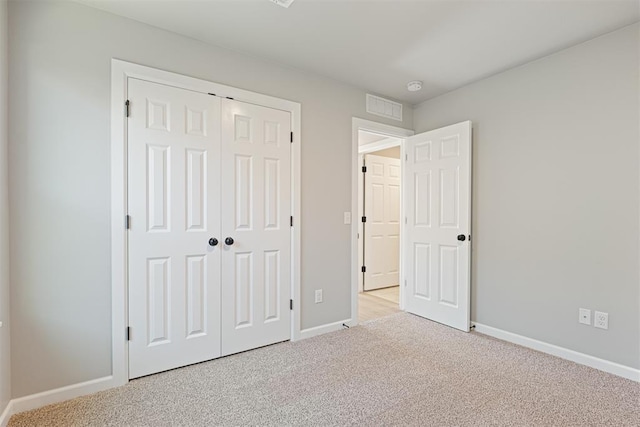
left=128, top=78, right=222, bottom=378
left=404, top=121, right=472, bottom=332
left=364, top=154, right=401, bottom=290
left=221, top=99, right=292, bottom=356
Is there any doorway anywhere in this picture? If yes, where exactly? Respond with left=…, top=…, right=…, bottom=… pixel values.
left=350, top=118, right=473, bottom=331
left=350, top=119, right=413, bottom=324
left=358, top=136, right=402, bottom=322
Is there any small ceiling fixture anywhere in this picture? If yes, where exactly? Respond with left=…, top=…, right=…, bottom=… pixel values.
left=407, top=80, right=423, bottom=92
left=269, top=0, right=295, bottom=8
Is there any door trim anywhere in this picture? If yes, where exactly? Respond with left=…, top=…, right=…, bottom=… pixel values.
left=111, top=59, right=302, bottom=386
left=350, top=118, right=413, bottom=326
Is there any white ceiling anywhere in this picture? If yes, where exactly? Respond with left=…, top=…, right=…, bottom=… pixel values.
left=79, top=0, right=639, bottom=105
left=358, top=131, right=389, bottom=145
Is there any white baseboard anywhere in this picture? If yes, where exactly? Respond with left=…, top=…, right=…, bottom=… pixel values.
left=0, top=375, right=117, bottom=425
left=0, top=400, right=13, bottom=427
left=473, top=323, right=640, bottom=382
left=297, top=319, right=352, bottom=340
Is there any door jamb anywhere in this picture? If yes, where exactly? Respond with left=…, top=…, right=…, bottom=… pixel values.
left=350, top=118, right=413, bottom=326
left=111, top=59, right=302, bottom=387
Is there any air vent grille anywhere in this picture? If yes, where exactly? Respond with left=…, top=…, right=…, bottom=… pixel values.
left=366, top=94, right=402, bottom=122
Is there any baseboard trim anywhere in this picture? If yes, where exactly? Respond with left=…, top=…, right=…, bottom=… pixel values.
left=0, top=400, right=13, bottom=427
left=473, top=323, right=640, bottom=382
left=298, top=319, right=351, bottom=340
left=2, top=375, right=116, bottom=424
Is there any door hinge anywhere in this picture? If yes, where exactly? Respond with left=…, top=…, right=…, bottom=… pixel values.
left=405, top=217, right=407, bottom=224
left=405, top=153, right=408, bottom=161
left=361, top=216, right=366, bottom=223
left=290, top=216, right=293, bottom=227
left=290, top=132, right=293, bottom=143
left=125, top=100, right=130, bottom=118
left=126, top=327, right=131, bottom=341
left=404, top=279, right=407, bottom=287
left=362, top=165, right=367, bottom=173
left=125, top=215, right=131, bottom=229
left=361, top=266, right=366, bottom=273
left=290, top=299, right=293, bottom=310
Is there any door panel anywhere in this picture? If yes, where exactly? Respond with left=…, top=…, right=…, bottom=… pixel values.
left=364, top=154, right=401, bottom=290
left=221, top=99, right=291, bottom=356
left=128, top=78, right=222, bottom=378
left=404, top=121, right=471, bottom=332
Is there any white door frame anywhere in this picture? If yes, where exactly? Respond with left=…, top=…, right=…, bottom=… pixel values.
left=350, top=118, right=413, bottom=325
left=111, top=59, right=302, bottom=387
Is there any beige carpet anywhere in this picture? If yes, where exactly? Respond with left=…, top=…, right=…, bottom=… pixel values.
left=9, top=313, right=640, bottom=426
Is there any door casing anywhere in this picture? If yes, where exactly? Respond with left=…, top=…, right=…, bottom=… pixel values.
left=111, top=59, right=301, bottom=387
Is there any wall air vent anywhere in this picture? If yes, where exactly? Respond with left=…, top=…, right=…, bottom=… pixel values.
left=366, top=94, right=403, bottom=122
left=270, top=0, right=295, bottom=8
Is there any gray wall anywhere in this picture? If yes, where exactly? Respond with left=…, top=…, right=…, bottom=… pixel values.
left=413, top=24, right=639, bottom=369
left=8, top=1, right=412, bottom=397
left=0, top=0, right=11, bottom=415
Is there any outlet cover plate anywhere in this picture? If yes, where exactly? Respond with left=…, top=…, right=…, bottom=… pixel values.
left=314, top=289, right=323, bottom=304
left=578, top=308, right=591, bottom=325
left=594, top=311, right=609, bottom=330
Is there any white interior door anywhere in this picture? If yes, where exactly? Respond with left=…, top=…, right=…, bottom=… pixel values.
left=128, top=78, right=222, bottom=378
left=404, top=121, right=472, bottom=332
left=364, top=154, right=401, bottom=290
left=221, top=99, right=292, bottom=356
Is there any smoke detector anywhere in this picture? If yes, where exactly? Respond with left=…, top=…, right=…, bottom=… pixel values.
left=270, top=0, right=295, bottom=8
left=407, top=81, right=423, bottom=92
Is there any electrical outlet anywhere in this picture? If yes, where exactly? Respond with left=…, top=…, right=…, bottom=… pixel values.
left=314, top=289, right=323, bottom=304
left=578, top=308, right=591, bottom=325
left=594, top=311, right=609, bottom=330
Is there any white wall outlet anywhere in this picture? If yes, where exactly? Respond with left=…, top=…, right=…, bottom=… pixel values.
left=344, top=212, right=351, bottom=224
left=314, top=289, right=323, bottom=304
left=594, top=311, right=609, bottom=330
left=578, top=308, right=591, bottom=325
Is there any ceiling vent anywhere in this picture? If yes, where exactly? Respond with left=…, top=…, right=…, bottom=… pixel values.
left=366, top=94, right=402, bottom=122
left=270, top=0, right=295, bottom=8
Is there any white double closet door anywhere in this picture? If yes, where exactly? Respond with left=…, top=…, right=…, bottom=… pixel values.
left=127, top=78, right=291, bottom=379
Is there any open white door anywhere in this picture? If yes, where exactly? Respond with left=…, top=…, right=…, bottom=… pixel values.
left=128, top=78, right=222, bottom=378
left=363, top=154, right=401, bottom=291
left=404, top=121, right=472, bottom=332
left=220, top=99, right=292, bottom=356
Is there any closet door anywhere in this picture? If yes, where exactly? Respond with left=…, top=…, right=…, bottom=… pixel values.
left=220, top=99, right=292, bottom=356
left=363, top=154, right=401, bottom=291
left=128, top=78, right=222, bottom=378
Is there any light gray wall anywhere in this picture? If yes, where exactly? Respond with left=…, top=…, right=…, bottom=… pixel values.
left=8, top=1, right=412, bottom=397
left=413, top=24, right=639, bottom=369
left=0, top=0, right=11, bottom=414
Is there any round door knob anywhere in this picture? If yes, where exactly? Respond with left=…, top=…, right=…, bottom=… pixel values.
left=208, top=238, right=218, bottom=247
left=225, top=237, right=234, bottom=246
left=457, top=234, right=466, bottom=242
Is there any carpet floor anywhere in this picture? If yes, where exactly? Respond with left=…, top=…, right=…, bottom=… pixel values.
left=9, top=313, right=640, bottom=426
